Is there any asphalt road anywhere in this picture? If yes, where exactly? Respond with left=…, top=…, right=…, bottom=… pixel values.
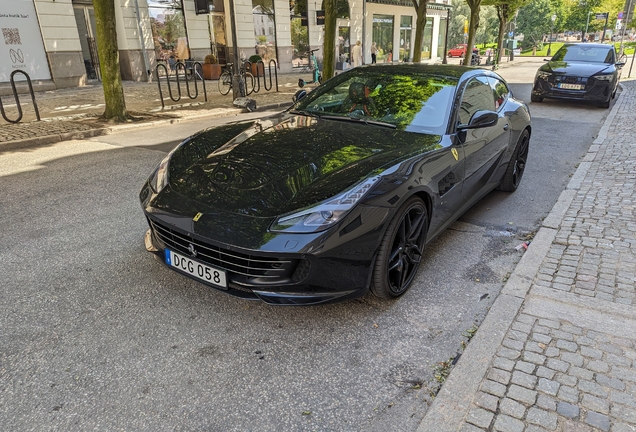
left=0, top=62, right=615, bottom=431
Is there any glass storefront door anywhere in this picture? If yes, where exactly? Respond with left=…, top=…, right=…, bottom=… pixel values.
left=437, top=17, right=447, bottom=61
left=421, top=17, right=433, bottom=59
left=338, top=26, right=350, bottom=65
left=372, top=14, right=394, bottom=63
left=399, top=16, right=412, bottom=62
left=73, top=4, right=99, bottom=80
left=209, top=14, right=227, bottom=64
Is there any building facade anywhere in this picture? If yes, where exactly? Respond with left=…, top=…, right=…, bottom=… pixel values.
left=0, top=0, right=450, bottom=89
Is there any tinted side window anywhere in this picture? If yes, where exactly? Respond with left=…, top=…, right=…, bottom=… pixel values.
left=458, top=77, right=495, bottom=125
left=488, top=77, right=509, bottom=111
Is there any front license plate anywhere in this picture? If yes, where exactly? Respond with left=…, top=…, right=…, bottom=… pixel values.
left=165, top=249, right=227, bottom=289
left=558, top=83, right=583, bottom=90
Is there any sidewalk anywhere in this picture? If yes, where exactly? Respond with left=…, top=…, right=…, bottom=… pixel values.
left=0, top=72, right=308, bottom=150
left=418, top=81, right=636, bottom=431
left=0, top=58, right=536, bottom=150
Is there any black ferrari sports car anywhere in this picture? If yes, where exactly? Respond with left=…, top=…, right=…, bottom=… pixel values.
left=532, top=43, right=624, bottom=108
left=140, top=64, right=532, bottom=305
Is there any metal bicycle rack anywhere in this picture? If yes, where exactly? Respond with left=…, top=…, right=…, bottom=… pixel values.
left=0, top=70, right=41, bottom=124
left=245, top=59, right=279, bottom=94
left=155, top=61, right=208, bottom=109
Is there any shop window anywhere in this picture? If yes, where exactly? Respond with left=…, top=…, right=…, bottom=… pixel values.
left=148, top=0, right=189, bottom=65
left=290, top=0, right=309, bottom=67
left=253, top=0, right=277, bottom=61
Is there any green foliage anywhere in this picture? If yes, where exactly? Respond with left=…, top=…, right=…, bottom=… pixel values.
left=516, top=0, right=555, bottom=47
left=249, top=54, right=262, bottom=63
left=204, top=54, right=218, bottom=64
left=372, top=77, right=434, bottom=129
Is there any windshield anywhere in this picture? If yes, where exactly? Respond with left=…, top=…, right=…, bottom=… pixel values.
left=552, top=45, right=614, bottom=63
left=292, top=67, right=458, bottom=135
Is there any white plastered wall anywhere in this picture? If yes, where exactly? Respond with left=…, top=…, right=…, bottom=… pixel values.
left=34, top=0, right=81, bottom=52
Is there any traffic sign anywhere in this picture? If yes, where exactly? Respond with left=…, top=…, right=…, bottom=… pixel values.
left=596, top=13, right=608, bottom=19
left=618, top=11, right=624, bottom=19
left=508, top=31, right=514, bottom=37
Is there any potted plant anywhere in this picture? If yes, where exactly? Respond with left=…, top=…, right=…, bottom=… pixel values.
left=202, top=54, right=221, bottom=80
left=248, top=54, right=264, bottom=77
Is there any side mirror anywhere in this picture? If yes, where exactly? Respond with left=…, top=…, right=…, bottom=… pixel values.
left=543, top=58, right=550, bottom=62
left=458, top=110, right=499, bottom=130
left=292, top=89, right=307, bottom=104
left=616, top=61, right=626, bottom=68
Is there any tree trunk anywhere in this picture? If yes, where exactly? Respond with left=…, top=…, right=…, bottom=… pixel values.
left=411, top=0, right=427, bottom=63
left=322, top=0, right=337, bottom=80
left=94, top=0, right=128, bottom=122
left=463, top=1, right=481, bottom=67
left=495, top=5, right=506, bottom=65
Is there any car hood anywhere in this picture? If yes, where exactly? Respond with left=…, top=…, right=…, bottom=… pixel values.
left=542, top=61, right=612, bottom=76
left=165, top=114, right=441, bottom=218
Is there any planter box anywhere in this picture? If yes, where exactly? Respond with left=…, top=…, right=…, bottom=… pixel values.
left=202, top=63, right=221, bottom=80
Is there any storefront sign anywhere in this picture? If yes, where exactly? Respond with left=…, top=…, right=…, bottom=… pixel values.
left=0, top=0, right=50, bottom=82
left=194, top=0, right=208, bottom=15
left=316, top=10, right=325, bottom=25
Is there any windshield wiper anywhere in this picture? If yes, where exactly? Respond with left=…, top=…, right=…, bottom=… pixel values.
left=319, top=115, right=397, bottom=129
left=289, top=109, right=322, bottom=118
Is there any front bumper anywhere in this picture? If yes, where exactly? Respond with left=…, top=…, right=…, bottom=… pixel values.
left=142, top=215, right=377, bottom=306
left=532, top=75, right=613, bottom=102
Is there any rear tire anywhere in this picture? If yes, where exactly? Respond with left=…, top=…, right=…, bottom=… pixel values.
left=530, top=93, right=543, bottom=103
left=370, top=197, right=428, bottom=299
left=498, top=129, right=530, bottom=192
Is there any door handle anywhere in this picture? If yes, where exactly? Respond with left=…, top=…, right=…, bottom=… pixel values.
left=503, top=124, right=509, bottom=131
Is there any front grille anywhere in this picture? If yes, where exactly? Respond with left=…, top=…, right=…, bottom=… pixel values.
left=148, top=217, right=299, bottom=283
left=561, top=76, right=581, bottom=84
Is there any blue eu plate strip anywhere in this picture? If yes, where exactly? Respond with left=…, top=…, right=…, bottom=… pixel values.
left=165, top=249, right=172, bottom=265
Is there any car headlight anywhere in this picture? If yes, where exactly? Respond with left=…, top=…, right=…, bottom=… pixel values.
left=271, top=176, right=381, bottom=233
left=536, top=71, right=552, bottom=79
left=593, top=74, right=613, bottom=81
left=148, top=153, right=171, bottom=193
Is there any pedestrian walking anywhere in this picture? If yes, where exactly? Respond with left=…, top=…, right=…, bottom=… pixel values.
left=351, top=40, right=363, bottom=67
left=371, top=42, right=377, bottom=64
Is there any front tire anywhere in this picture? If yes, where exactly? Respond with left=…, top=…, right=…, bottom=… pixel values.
left=498, top=129, right=530, bottom=192
left=530, top=93, right=543, bottom=103
left=597, top=98, right=610, bottom=109
left=370, top=197, right=428, bottom=299
left=218, top=71, right=231, bottom=95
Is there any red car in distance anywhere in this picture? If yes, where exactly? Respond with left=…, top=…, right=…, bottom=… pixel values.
left=447, top=44, right=479, bottom=58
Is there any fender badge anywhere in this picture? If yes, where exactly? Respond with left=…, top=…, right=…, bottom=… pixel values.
left=193, top=212, right=203, bottom=222
left=451, top=148, right=459, bottom=161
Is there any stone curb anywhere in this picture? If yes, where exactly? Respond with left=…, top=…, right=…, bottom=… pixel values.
left=416, top=83, right=628, bottom=432
left=0, top=102, right=291, bottom=153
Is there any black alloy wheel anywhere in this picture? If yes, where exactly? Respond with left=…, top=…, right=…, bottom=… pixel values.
left=371, top=197, right=428, bottom=299
left=499, top=129, right=530, bottom=192
left=530, top=93, right=543, bottom=103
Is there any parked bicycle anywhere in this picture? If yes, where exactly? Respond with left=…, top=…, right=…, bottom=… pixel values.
left=218, top=62, right=255, bottom=96
left=298, top=49, right=322, bottom=88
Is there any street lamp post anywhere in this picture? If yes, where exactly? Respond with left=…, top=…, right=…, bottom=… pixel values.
left=584, top=11, right=591, bottom=41
left=547, top=14, right=557, bottom=56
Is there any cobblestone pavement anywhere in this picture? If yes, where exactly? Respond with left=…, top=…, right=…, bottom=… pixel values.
left=419, top=82, right=636, bottom=432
